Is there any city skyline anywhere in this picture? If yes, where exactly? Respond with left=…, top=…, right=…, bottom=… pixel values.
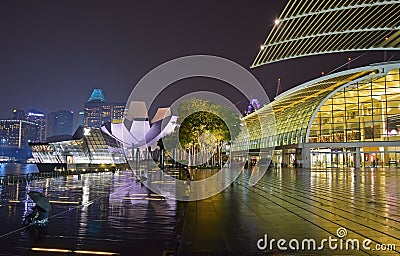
left=0, top=1, right=399, bottom=255
left=2, top=1, right=399, bottom=119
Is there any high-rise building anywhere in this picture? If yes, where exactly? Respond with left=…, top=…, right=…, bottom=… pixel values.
left=0, top=119, right=40, bottom=161
left=25, top=110, right=46, bottom=142
left=0, top=120, right=40, bottom=147
left=111, top=103, right=125, bottom=124
left=46, top=110, right=74, bottom=138
left=84, top=89, right=125, bottom=127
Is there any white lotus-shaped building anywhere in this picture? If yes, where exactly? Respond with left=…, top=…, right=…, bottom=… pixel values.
left=101, top=101, right=178, bottom=150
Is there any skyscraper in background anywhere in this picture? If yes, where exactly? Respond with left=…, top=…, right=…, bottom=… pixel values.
left=46, top=110, right=74, bottom=138
left=0, top=120, right=40, bottom=147
left=25, top=109, right=46, bottom=142
left=111, top=103, right=125, bottom=124
left=0, top=119, right=40, bottom=161
left=84, top=89, right=125, bottom=127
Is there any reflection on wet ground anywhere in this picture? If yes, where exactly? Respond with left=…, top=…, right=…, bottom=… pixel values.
left=0, top=167, right=399, bottom=255
left=179, top=167, right=400, bottom=255
left=0, top=163, right=38, bottom=176
left=0, top=171, right=179, bottom=255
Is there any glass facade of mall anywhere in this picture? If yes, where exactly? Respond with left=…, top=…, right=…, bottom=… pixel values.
left=232, top=62, right=400, bottom=168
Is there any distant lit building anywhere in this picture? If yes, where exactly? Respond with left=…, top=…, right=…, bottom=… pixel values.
left=84, top=89, right=126, bottom=127
left=46, top=110, right=74, bottom=138
left=25, top=110, right=46, bottom=142
left=0, top=120, right=40, bottom=147
left=112, top=103, right=126, bottom=124
left=0, top=119, right=40, bottom=161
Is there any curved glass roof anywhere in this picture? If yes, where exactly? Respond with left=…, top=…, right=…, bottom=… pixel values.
left=252, top=0, right=400, bottom=67
left=236, top=62, right=400, bottom=150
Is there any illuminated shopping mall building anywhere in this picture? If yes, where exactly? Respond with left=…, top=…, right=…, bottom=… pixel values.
left=232, top=0, right=400, bottom=169
left=232, top=61, right=400, bottom=169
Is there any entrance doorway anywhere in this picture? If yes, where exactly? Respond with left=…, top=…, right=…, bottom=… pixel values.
left=311, top=148, right=356, bottom=168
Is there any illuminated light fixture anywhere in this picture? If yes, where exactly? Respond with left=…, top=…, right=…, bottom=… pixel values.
left=144, top=197, right=165, bottom=201
left=31, top=248, right=72, bottom=253
left=260, top=45, right=266, bottom=50
left=150, top=194, right=166, bottom=197
left=8, top=200, right=20, bottom=203
left=151, top=180, right=176, bottom=184
left=74, top=250, right=119, bottom=255
left=274, top=18, right=280, bottom=25
left=28, top=112, right=44, bottom=117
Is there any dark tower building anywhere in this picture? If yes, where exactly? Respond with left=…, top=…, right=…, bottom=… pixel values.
left=12, top=109, right=25, bottom=120
left=46, top=110, right=74, bottom=138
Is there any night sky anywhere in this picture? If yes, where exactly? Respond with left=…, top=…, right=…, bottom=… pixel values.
left=0, top=0, right=399, bottom=119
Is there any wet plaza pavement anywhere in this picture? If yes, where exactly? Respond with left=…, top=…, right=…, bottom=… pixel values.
left=0, top=167, right=399, bottom=255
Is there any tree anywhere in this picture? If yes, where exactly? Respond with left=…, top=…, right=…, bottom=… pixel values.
left=162, top=98, right=241, bottom=167
left=177, top=99, right=240, bottom=149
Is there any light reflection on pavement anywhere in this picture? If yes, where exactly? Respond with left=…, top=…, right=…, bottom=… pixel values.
left=0, top=167, right=399, bottom=255
left=0, top=171, right=178, bottom=255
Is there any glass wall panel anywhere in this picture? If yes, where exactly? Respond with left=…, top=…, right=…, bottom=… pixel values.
left=309, top=68, right=400, bottom=143
left=234, top=67, right=400, bottom=152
